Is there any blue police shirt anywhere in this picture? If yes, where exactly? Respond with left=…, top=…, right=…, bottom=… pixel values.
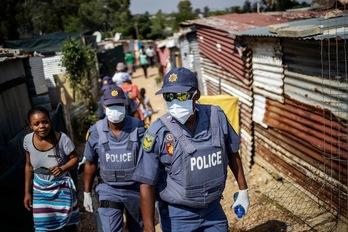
left=84, top=115, right=145, bottom=171
left=132, top=104, right=240, bottom=187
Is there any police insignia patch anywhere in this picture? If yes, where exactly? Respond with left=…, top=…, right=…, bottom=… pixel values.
left=168, top=73, right=178, bottom=82
left=111, top=90, right=118, bottom=97
left=165, top=133, right=173, bottom=141
left=143, top=133, right=155, bottom=152
left=165, top=141, right=174, bottom=156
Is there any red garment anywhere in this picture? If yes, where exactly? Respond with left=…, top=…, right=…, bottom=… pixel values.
left=120, top=84, right=144, bottom=120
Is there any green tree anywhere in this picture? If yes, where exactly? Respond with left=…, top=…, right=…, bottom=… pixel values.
left=203, top=6, right=210, bottom=17
left=0, top=0, right=21, bottom=43
left=135, top=12, right=152, bottom=39
left=242, top=0, right=252, bottom=13
left=149, top=10, right=169, bottom=39
left=61, top=38, right=95, bottom=104
left=105, top=0, right=132, bottom=37
left=78, top=1, right=107, bottom=31
left=173, top=0, right=196, bottom=31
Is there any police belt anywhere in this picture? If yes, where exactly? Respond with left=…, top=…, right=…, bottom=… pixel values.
left=99, top=200, right=124, bottom=210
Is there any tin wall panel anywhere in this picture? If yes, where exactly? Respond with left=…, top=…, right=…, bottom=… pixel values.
left=29, top=57, right=48, bottom=95
left=255, top=122, right=347, bottom=216
left=196, top=27, right=247, bottom=84
left=42, top=55, right=66, bottom=88
left=187, top=33, right=203, bottom=91
left=179, top=37, right=190, bottom=69
left=0, top=59, right=25, bottom=83
left=283, top=38, right=348, bottom=121
left=0, top=83, right=31, bottom=142
left=239, top=33, right=348, bottom=217
left=246, top=37, right=285, bottom=103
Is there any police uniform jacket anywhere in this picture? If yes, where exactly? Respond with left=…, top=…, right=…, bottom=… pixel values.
left=132, top=104, right=240, bottom=208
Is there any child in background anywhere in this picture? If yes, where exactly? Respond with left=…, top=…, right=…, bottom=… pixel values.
left=139, top=88, right=156, bottom=124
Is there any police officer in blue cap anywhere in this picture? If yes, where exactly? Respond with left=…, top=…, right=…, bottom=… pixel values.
left=83, top=84, right=145, bottom=232
left=133, top=67, right=249, bottom=231
left=96, top=76, right=114, bottom=120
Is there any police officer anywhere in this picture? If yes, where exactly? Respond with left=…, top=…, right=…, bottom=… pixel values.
left=132, top=67, right=250, bottom=231
left=96, top=75, right=113, bottom=120
left=83, top=84, right=145, bottom=232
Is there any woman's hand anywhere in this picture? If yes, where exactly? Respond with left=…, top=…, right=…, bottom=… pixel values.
left=23, top=192, right=32, bottom=211
left=49, top=166, right=63, bottom=176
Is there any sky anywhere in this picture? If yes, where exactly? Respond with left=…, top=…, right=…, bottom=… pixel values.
left=130, top=0, right=247, bottom=14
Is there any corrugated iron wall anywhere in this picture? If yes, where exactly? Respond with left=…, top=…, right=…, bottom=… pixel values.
left=0, top=59, right=31, bottom=138
left=42, top=55, right=66, bottom=88
left=283, top=39, right=348, bottom=121
left=187, top=32, right=204, bottom=92
left=29, top=57, right=48, bottom=95
left=196, top=25, right=254, bottom=173
left=243, top=35, right=348, bottom=216
left=0, top=58, right=32, bottom=171
left=282, top=38, right=347, bottom=216
left=179, top=35, right=191, bottom=69
left=27, top=57, right=52, bottom=110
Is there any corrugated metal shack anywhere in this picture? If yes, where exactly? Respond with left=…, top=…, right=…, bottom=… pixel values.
left=0, top=55, right=38, bottom=231
left=234, top=13, right=348, bottom=218
left=180, top=10, right=347, bottom=221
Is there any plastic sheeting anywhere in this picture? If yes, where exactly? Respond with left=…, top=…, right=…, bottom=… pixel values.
left=199, top=95, right=239, bottom=132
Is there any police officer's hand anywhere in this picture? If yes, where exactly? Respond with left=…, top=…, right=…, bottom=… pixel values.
left=83, top=192, right=94, bottom=212
left=232, top=189, right=250, bottom=214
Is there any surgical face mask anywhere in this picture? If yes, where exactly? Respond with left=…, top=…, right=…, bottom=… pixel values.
left=105, top=105, right=125, bottom=123
left=166, top=99, right=194, bottom=124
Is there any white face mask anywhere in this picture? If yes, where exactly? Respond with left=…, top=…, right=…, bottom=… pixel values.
left=105, top=105, right=125, bottom=123
left=166, top=99, right=194, bottom=124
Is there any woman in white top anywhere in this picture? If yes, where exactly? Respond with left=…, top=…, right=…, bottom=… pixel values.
left=23, top=106, right=80, bottom=232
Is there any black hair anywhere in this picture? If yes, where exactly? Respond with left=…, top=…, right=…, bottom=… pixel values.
left=27, top=106, right=61, bottom=163
left=140, top=88, right=146, bottom=98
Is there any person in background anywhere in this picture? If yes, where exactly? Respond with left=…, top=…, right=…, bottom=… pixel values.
left=124, top=50, right=136, bottom=75
left=132, top=67, right=250, bottom=232
left=145, top=46, right=155, bottom=67
left=139, top=87, right=156, bottom=125
left=23, top=106, right=80, bottom=232
left=83, top=84, right=145, bottom=232
left=139, top=47, right=148, bottom=79
left=112, top=62, right=128, bottom=86
left=96, top=75, right=113, bottom=120
left=119, top=72, right=144, bottom=120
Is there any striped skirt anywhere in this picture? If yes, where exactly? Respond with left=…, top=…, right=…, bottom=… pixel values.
left=33, top=174, right=80, bottom=231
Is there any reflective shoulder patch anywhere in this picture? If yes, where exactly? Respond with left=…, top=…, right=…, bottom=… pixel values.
left=143, top=133, right=155, bottom=152
left=144, top=122, right=150, bottom=129
left=85, top=130, right=91, bottom=141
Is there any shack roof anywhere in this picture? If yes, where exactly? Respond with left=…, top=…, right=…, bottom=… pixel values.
left=180, top=11, right=326, bottom=33
left=235, top=14, right=348, bottom=40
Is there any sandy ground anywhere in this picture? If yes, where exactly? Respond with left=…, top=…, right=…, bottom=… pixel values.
left=76, top=66, right=346, bottom=232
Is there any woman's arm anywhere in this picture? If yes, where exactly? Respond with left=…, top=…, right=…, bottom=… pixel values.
left=24, top=152, right=33, bottom=211
left=50, top=150, right=79, bottom=176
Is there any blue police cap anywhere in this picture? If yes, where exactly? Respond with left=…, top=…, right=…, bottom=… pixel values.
left=155, top=67, right=198, bottom=94
left=101, top=76, right=113, bottom=91
left=103, top=84, right=127, bottom=105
